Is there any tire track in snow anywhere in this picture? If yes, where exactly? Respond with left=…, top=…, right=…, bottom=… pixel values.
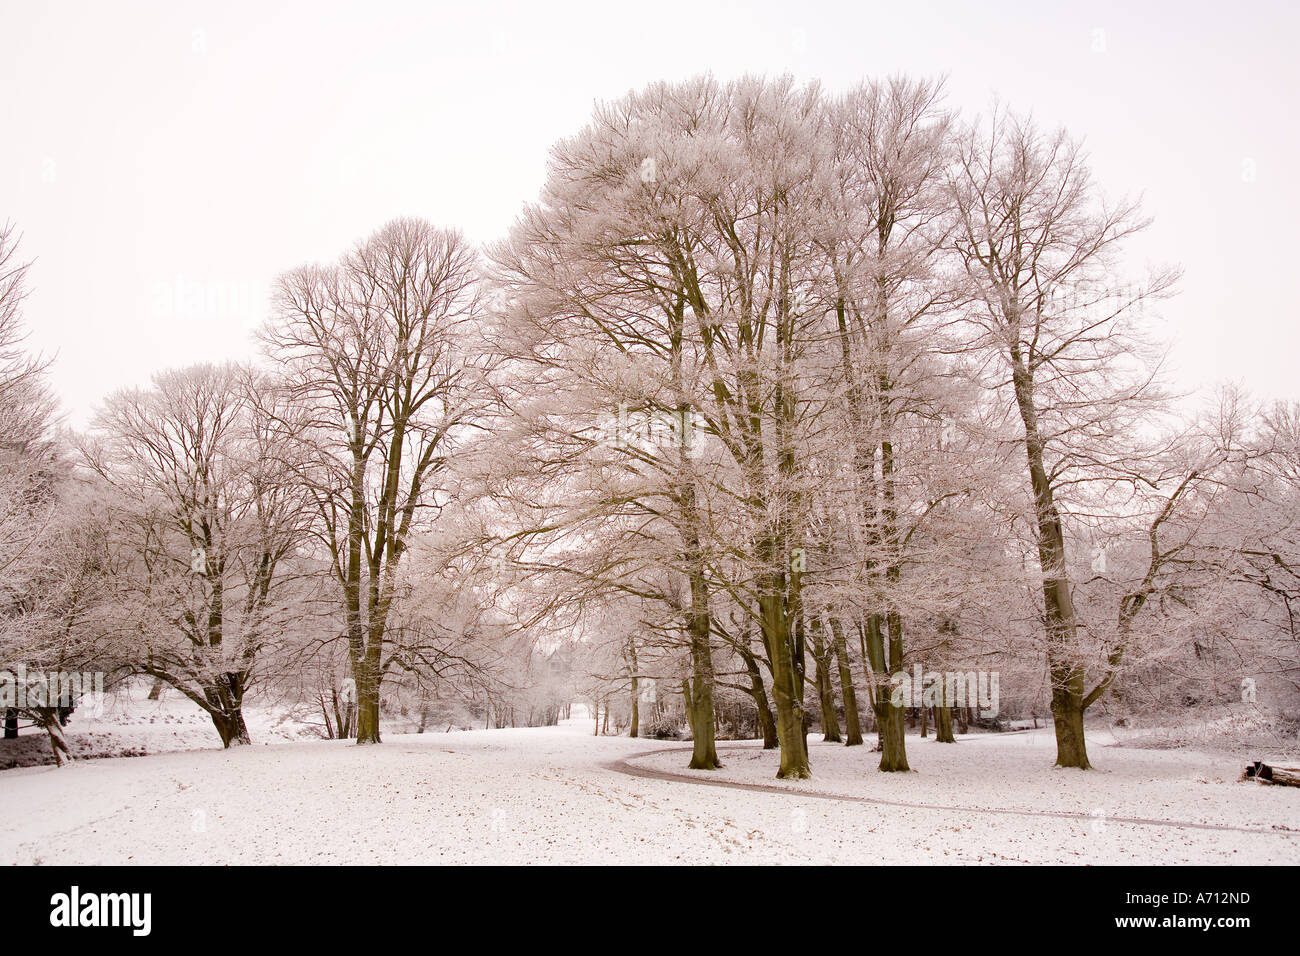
left=606, top=745, right=1300, bottom=839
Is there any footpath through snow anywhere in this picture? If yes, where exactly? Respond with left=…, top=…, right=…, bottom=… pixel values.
left=2, top=722, right=1296, bottom=864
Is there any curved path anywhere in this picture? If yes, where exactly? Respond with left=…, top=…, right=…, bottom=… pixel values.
left=607, top=744, right=1300, bottom=839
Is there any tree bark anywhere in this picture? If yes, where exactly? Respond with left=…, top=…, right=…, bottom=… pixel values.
left=32, top=709, right=72, bottom=766
left=740, top=645, right=779, bottom=749
left=628, top=639, right=640, bottom=739
left=810, top=616, right=841, bottom=742
left=828, top=616, right=864, bottom=746
left=761, top=584, right=810, bottom=778
left=353, top=624, right=383, bottom=744
left=935, top=704, right=956, bottom=743
left=669, top=294, right=719, bottom=770
left=864, top=613, right=909, bottom=771
left=685, top=605, right=719, bottom=768
left=212, top=707, right=251, bottom=748
left=1011, top=360, right=1090, bottom=769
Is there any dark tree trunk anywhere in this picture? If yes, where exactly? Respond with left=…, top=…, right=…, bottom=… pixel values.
left=739, top=635, right=779, bottom=749
left=666, top=292, right=718, bottom=770
left=628, top=640, right=640, bottom=739
left=320, top=695, right=335, bottom=739
left=761, top=583, right=810, bottom=778
left=212, top=707, right=251, bottom=748
left=354, top=650, right=382, bottom=745
left=935, top=705, right=956, bottom=743
left=829, top=616, right=863, bottom=746
left=331, top=686, right=354, bottom=740
left=875, top=701, right=907, bottom=771
left=810, top=617, right=841, bottom=742
left=757, top=695, right=779, bottom=750
left=1012, top=360, right=1090, bottom=769
left=685, top=594, right=720, bottom=769
left=863, top=613, right=909, bottom=771
left=1052, top=689, right=1089, bottom=768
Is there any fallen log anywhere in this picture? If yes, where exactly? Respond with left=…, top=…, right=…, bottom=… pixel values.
left=1243, top=760, right=1300, bottom=786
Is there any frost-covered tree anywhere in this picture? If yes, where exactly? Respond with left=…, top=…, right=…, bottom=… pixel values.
left=81, top=363, right=311, bottom=746
left=949, top=109, right=1179, bottom=768
left=264, top=218, right=489, bottom=744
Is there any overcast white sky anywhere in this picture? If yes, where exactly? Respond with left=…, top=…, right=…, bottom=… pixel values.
left=3, top=0, right=1297, bottom=425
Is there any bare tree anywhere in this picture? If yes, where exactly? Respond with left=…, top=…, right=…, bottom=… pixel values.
left=949, top=109, right=1178, bottom=767
left=493, top=77, right=845, bottom=776
left=816, top=76, right=959, bottom=770
left=0, top=220, right=75, bottom=757
left=264, top=218, right=485, bottom=744
left=82, top=363, right=309, bottom=746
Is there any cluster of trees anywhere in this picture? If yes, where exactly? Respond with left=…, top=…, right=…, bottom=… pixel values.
left=1, top=219, right=508, bottom=760
left=2, top=75, right=1297, bottom=775
left=488, top=75, right=1298, bottom=776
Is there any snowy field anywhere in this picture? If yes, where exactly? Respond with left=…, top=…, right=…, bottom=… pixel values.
left=3, top=719, right=1297, bottom=865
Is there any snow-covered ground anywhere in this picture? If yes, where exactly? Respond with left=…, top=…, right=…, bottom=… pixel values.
left=2, top=720, right=1296, bottom=864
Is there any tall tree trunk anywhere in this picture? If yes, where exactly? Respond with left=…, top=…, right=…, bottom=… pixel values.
left=685, top=609, right=721, bottom=770
left=760, top=583, right=810, bottom=778
left=628, top=640, right=640, bottom=739
left=740, top=644, right=779, bottom=749
left=1011, top=361, right=1090, bottom=769
left=810, top=616, right=841, bottom=742
left=864, top=612, right=909, bottom=771
left=877, top=411, right=911, bottom=771
left=764, top=259, right=811, bottom=780
left=685, top=619, right=719, bottom=768
left=353, top=611, right=385, bottom=744
left=670, top=292, right=719, bottom=770
left=828, top=616, right=864, bottom=746
left=833, top=273, right=909, bottom=773
left=934, top=620, right=958, bottom=743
